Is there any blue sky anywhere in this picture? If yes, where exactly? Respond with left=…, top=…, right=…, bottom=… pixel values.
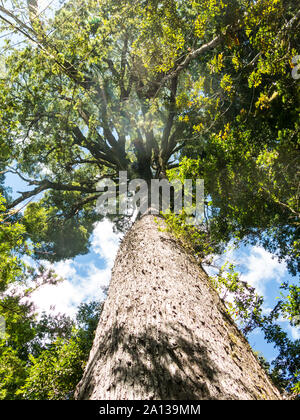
left=4, top=170, right=299, bottom=367
left=213, top=245, right=299, bottom=361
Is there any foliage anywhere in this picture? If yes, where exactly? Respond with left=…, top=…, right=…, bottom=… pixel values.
left=0, top=194, right=28, bottom=291
left=0, top=347, right=27, bottom=400
left=0, top=0, right=299, bottom=398
left=208, top=263, right=300, bottom=395
left=0, top=193, right=102, bottom=399
left=178, top=0, right=300, bottom=275
left=0, top=0, right=298, bottom=267
left=19, top=301, right=102, bottom=400
left=0, top=301, right=102, bottom=400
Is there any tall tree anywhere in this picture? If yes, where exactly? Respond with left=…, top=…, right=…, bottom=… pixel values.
left=1, top=0, right=298, bottom=399
left=75, top=214, right=281, bottom=399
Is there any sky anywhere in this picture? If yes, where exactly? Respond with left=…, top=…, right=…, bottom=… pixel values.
left=4, top=170, right=299, bottom=367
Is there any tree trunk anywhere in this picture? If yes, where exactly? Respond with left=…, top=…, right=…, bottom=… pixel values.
left=75, top=215, right=282, bottom=400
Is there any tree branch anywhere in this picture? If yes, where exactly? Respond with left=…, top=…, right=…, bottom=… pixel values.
left=71, top=126, right=118, bottom=167
left=158, top=33, right=224, bottom=89
left=161, top=76, right=178, bottom=160
left=0, top=3, right=95, bottom=91
left=7, top=178, right=99, bottom=210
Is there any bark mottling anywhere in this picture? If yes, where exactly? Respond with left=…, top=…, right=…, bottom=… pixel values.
left=75, top=215, right=282, bottom=400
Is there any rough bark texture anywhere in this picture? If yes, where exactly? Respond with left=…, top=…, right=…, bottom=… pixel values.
left=75, top=215, right=282, bottom=400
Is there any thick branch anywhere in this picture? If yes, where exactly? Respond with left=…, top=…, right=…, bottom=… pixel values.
left=0, top=3, right=95, bottom=91
left=72, top=126, right=118, bottom=167
left=7, top=181, right=51, bottom=209
left=7, top=178, right=98, bottom=210
left=65, top=194, right=103, bottom=219
left=0, top=5, right=36, bottom=37
left=159, top=34, right=223, bottom=88
left=161, top=76, right=178, bottom=160
left=98, top=86, right=119, bottom=149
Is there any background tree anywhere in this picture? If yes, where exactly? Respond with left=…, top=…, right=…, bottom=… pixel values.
left=0, top=192, right=104, bottom=399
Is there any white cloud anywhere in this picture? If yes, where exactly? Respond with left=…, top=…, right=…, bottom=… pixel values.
left=31, top=220, right=121, bottom=317
left=240, top=246, right=286, bottom=296
left=37, top=163, right=53, bottom=177
left=31, top=276, right=81, bottom=318
left=277, top=315, right=300, bottom=340
left=54, top=259, right=77, bottom=279
left=91, top=220, right=122, bottom=268
left=289, top=326, right=300, bottom=340
left=31, top=261, right=112, bottom=317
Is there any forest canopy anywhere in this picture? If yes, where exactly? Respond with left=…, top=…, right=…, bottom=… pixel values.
left=0, top=0, right=299, bottom=399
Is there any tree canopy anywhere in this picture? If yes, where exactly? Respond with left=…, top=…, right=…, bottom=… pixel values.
left=0, top=0, right=298, bottom=265
left=0, top=0, right=299, bottom=398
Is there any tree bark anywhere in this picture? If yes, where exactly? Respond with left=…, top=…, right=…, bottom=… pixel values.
left=75, top=215, right=282, bottom=400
